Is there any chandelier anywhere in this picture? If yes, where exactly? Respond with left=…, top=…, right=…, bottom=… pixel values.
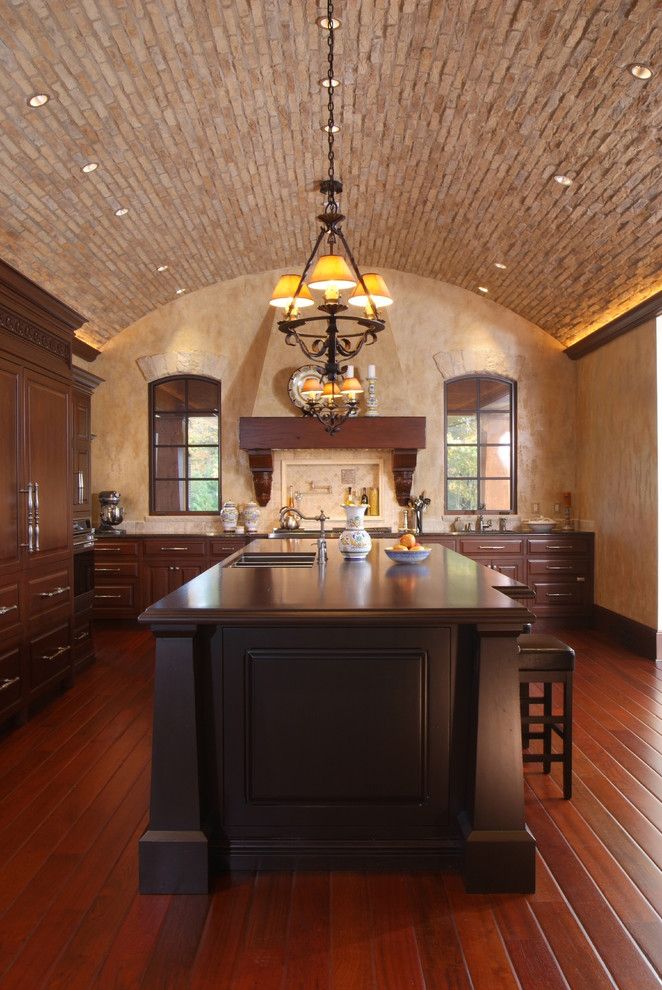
left=269, top=0, right=393, bottom=435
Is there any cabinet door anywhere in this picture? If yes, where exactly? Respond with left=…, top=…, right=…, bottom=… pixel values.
left=0, top=357, right=21, bottom=575
left=142, top=563, right=172, bottom=609
left=169, top=563, right=203, bottom=591
left=491, top=559, right=525, bottom=583
left=23, top=371, right=71, bottom=563
left=72, top=389, right=91, bottom=513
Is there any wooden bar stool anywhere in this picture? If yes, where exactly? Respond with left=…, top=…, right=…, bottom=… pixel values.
left=518, top=633, right=575, bottom=799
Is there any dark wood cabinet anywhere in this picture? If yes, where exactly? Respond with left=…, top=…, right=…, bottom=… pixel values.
left=0, top=256, right=86, bottom=725
left=141, top=561, right=205, bottom=608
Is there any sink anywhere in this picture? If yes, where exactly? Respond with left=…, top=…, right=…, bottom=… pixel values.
left=233, top=551, right=317, bottom=568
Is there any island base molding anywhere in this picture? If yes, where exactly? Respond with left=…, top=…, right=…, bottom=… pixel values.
left=461, top=822, right=536, bottom=894
left=139, top=829, right=209, bottom=895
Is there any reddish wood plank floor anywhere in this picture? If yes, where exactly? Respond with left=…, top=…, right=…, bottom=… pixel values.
left=0, top=625, right=660, bottom=989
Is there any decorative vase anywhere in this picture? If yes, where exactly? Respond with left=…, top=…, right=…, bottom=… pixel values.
left=338, top=503, right=372, bottom=560
left=243, top=500, right=260, bottom=533
left=220, top=499, right=239, bottom=532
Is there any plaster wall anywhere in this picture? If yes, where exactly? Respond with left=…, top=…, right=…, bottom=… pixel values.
left=576, top=320, right=657, bottom=628
left=84, top=268, right=576, bottom=531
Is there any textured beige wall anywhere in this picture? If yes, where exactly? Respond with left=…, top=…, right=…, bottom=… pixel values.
left=84, top=267, right=576, bottom=531
left=576, top=320, right=657, bottom=628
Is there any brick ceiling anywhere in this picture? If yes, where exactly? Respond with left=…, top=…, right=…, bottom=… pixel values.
left=0, top=0, right=659, bottom=348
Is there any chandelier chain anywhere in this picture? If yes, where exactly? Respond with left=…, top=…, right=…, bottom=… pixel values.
left=326, top=0, right=337, bottom=216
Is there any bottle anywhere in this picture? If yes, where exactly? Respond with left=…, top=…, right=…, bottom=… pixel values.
left=369, top=486, right=379, bottom=517
left=361, top=487, right=369, bottom=513
left=287, top=485, right=294, bottom=508
left=346, top=486, right=354, bottom=505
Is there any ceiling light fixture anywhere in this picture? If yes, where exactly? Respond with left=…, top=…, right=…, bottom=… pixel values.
left=175, top=288, right=186, bottom=295
left=494, top=262, right=507, bottom=270
left=320, top=77, right=340, bottom=88
left=27, top=93, right=49, bottom=108
left=114, top=207, right=129, bottom=216
left=269, top=1, right=393, bottom=436
left=478, top=286, right=489, bottom=294
left=156, top=265, right=169, bottom=272
left=81, top=162, right=98, bottom=173
left=553, top=174, right=573, bottom=186
left=629, top=63, right=652, bottom=80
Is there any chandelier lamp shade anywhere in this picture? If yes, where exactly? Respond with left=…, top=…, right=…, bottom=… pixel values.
left=268, top=0, right=394, bottom=434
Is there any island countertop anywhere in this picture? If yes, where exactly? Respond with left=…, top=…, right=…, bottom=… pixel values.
left=139, top=537, right=532, bottom=626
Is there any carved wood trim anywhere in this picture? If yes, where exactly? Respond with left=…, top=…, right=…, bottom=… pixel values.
left=392, top=449, right=419, bottom=507
left=247, top=450, right=274, bottom=506
left=0, top=308, right=71, bottom=363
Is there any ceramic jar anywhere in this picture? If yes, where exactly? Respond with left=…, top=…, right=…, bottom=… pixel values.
left=338, top=503, right=372, bottom=560
left=220, top=499, right=239, bottom=532
left=243, top=500, right=260, bottom=533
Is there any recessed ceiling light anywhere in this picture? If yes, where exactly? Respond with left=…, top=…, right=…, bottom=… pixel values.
left=81, top=162, right=98, bottom=173
left=27, top=93, right=49, bottom=108
left=175, top=288, right=186, bottom=295
left=114, top=207, right=129, bottom=216
left=316, top=16, right=341, bottom=29
left=629, top=63, right=653, bottom=80
left=478, top=286, right=489, bottom=294
left=156, top=264, right=168, bottom=272
left=322, top=123, right=340, bottom=133
left=320, top=77, right=340, bottom=88
left=553, top=174, right=573, bottom=186
left=494, top=262, right=507, bottom=270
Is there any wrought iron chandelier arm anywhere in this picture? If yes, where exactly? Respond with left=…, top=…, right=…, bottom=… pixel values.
left=334, top=227, right=381, bottom=318
left=283, top=226, right=329, bottom=320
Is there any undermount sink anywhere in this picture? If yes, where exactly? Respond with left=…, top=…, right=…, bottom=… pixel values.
left=233, top=551, right=317, bottom=568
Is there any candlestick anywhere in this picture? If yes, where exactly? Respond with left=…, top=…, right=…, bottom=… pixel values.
left=365, top=375, right=378, bottom=416
left=367, top=364, right=376, bottom=379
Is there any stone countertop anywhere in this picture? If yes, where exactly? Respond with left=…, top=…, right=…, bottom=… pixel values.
left=93, top=528, right=593, bottom=540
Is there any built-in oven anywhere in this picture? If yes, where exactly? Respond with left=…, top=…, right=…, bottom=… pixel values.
left=73, top=518, right=95, bottom=607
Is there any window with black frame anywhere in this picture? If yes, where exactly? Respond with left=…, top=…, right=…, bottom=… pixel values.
left=149, top=376, right=220, bottom=514
left=444, top=375, right=516, bottom=513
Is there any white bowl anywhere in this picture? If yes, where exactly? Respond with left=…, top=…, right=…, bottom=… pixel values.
left=526, top=521, right=557, bottom=533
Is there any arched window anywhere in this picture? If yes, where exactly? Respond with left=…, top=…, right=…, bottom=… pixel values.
left=444, top=375, right=516, bottom=513
left=149, top=376, right=221, bottom=514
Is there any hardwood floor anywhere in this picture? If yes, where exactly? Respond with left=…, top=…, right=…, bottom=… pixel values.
left=0, top=625, right=659, bottom=988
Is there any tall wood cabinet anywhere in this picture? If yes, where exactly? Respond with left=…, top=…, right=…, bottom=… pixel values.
left=0, top=258, right=86, bottom=726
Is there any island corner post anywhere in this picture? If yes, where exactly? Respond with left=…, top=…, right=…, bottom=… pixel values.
left=138, top=540, right=535, bottom=896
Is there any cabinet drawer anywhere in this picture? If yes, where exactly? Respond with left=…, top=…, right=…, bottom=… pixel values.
left=530, top=579, right=588, bottom=609
left=209, top=538, right=246, bottom=558
left=29, top=622, right=71, bottom=688
left=94, top=541, right=139, bottom=556
left=26, top=568, right=72, bottom=619
left=528, top=557, right=588, bottom=576
left=423, top=536, right=456, bottom=548
left=527, top=537, right=592, bottom=555
left=459, top=538, right=523, bottom=556
left=94, top=561, right=139, bottom=579
left=0, top=644, right=22, bottom=710
left=143, top=539, right=207, bottom=557
left=73, top=615, right=94, bottom=666
left=0, top=582, right=20, bottom=633
left=94, top=584, right=136, bottom=609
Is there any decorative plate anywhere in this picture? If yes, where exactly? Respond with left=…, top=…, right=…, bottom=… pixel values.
left=288, top=365, right=322, bottom=409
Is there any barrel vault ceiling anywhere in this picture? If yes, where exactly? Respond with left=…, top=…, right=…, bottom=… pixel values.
left=0, top=0, right=659, bottom=348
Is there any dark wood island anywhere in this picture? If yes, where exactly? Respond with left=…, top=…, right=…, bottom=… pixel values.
left=138, top=538, right=535, bottom=894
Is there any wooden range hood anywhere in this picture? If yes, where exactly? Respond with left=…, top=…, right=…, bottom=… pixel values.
left=239, top=416, right=426, bottom=507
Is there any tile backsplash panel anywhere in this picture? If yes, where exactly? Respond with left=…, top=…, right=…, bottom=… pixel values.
left=281, top=455, right=388, bottom=523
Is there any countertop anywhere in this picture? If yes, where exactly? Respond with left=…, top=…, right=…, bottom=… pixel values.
left=139, top=537, right=533, bottom=627
left=94, top=528, right=593, bottom=540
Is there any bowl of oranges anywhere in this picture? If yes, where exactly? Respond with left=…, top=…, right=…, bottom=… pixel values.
left=385, top=532, right=431, bottom=564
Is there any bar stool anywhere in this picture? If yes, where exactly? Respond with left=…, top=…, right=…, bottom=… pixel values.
left=518, top=633, right=575, bottom=799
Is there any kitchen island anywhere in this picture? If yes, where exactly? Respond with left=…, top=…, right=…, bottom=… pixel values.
left=138, top=538, right=535, bottom=894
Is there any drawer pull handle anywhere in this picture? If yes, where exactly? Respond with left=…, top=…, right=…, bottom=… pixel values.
left=96, top=547, right=122, bottom=552
left=39, top=645, right=69, bottom=662
left=95, top=593, right=123, bottom=599
left=74, top=630, right=89, bottom=641
left=160, top=546, right=189, bottom=551
left=169, top=566, right=181, bottom=571
left=0, top=675, right=20, bottom=693
left=478, top=545, right=505, bottom=550
left=0, top=604, right=18, bottom=616
left=546, top=592, right=573, bottom=598
left=39, top=585, right=70, bottom=599
left=546, top=565, right=572, bottom=570
left=545, top=544, right=568, bottom=550
left=95, top=567, right=121, bottom=573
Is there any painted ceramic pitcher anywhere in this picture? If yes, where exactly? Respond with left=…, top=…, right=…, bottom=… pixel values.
left=338, top=503, right=372, bottom=560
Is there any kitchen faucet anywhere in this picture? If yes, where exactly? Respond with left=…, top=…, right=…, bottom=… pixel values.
left=278, top=506, right=329, bottom=564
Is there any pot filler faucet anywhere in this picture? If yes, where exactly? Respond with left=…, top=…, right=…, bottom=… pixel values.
left=278, top=506, right=329, bottom=564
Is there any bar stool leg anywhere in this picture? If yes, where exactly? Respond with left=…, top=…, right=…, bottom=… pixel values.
left=543, top=682, right=552, bottom=774
left=520, top=682, right=530, bottom=746
left=563, top=672, right=573, bottom=799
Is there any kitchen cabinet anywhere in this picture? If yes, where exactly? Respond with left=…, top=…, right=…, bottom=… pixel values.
left=142, top=562, right=205, bottom=608
left=0, top=257, right=86, bottom=724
